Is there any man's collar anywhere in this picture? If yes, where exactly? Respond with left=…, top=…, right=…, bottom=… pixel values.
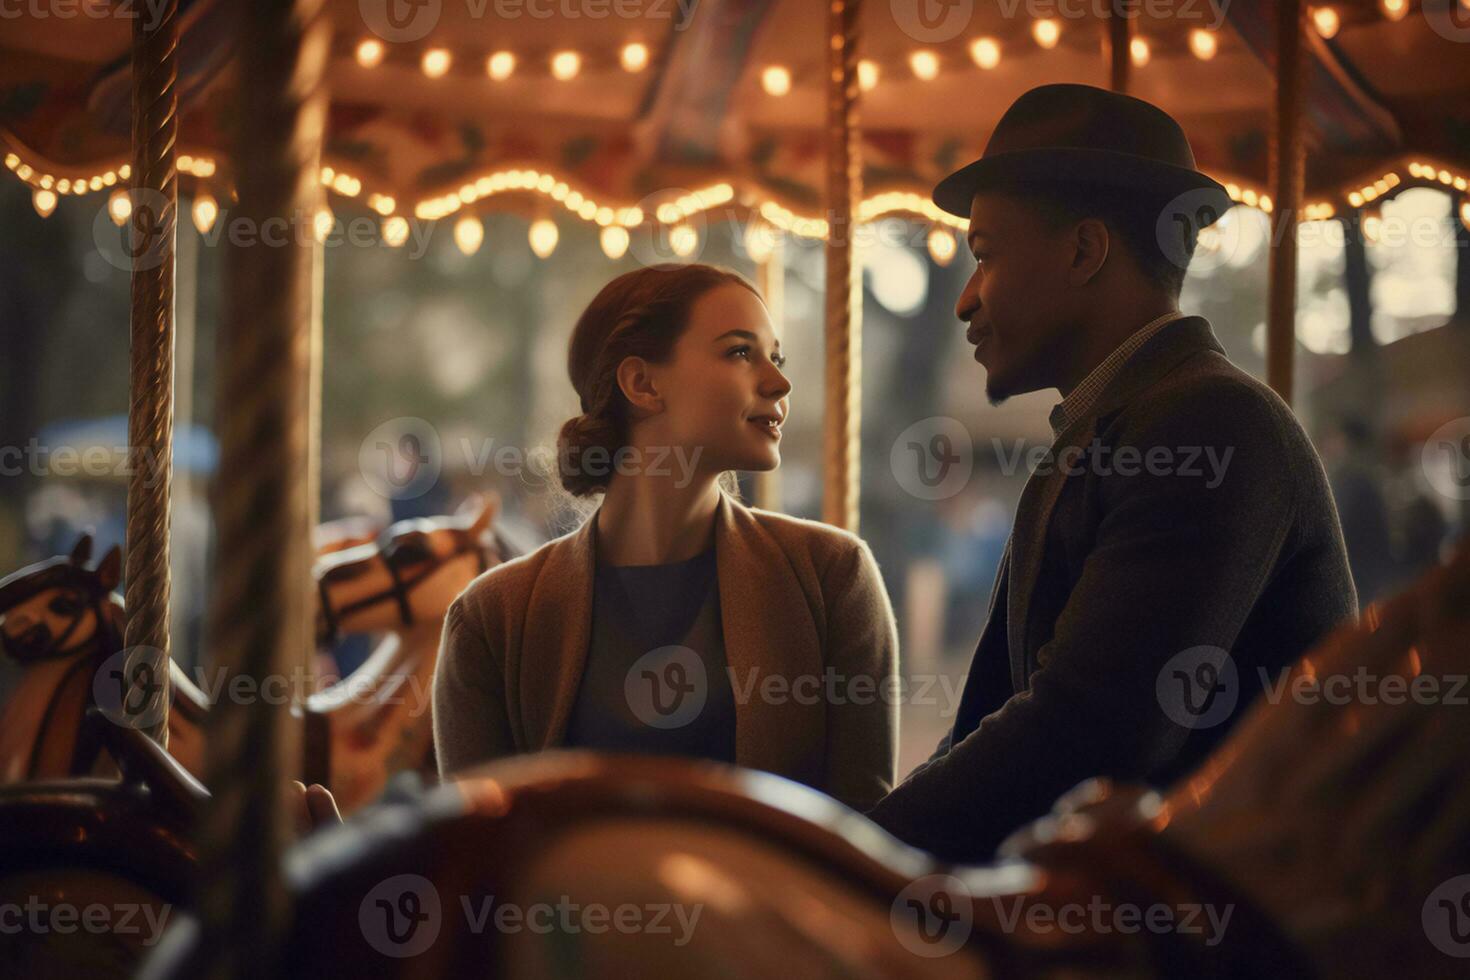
left=1046, top=314, right=1227, bottom=441
left=1047, top=310, right=1190, bottom=439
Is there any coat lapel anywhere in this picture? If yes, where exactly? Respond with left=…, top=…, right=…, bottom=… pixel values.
left=519, top=492, right=825, bottom=783
left=1004, top=317, right=1227, bottom=691
left=714, top=493, right=825, bottom=781
left=1006, top=418, right=1096, bottom=692
left=521, top=514, right=597, bottom=749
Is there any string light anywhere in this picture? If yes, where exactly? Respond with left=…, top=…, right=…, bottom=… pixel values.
left=909, top=50, right=939, bottom=81
left=927, top=227, right=956, bottom=266
left=669, top=223, right=698, bottom=257
left=858, top=59, right=879, bottom=91
left=761, top=65, right=791, bottom=96
left=600, top=225, right=629, bottom=259
left=1130, top=37, right=1150, bottom=67
left=1459, top=200, right=1470, bottom=233
left=192, top=193, right=218, bottom=233
left=529, top=218, right=559, bottom=258
left=356, top=38, right=384, bottom=67
left=382, top=215, right=409, bottom=247
left=620, top=43, right=648, bottom=72
left=421, top=48, right=451, bottom=79
left=487, top=51, right=516, bottom=80
left=744, top=220, right=778, bottom=262
left=367, top=193, right=396, bottom=216
left=1379, top=0, right=1407, bottom=21
left=1189, top=29, right=1218, bottom=60
left=32, top=187, right=56, bottom=217
left=969, top=37, right=1000, bottom=70
left=108, top=188, right=131, bottom=226
left=453, top=215, right=484, bottom=255
left=1311, top=7, right=1340, bottom=38
left=1033, top=18, right=1061, bottom=49
left=313, top=206, right=334, bottom=243
left=551, top=51, right=581, bottom=81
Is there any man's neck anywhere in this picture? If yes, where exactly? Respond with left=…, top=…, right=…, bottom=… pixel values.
left=1055, top=300, right=1181, bottom=398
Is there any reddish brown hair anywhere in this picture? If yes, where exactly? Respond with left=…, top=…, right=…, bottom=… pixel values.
left=558, top=263, right=760, bottom=497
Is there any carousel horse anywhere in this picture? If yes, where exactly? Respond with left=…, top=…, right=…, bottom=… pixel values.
left=165, top=493, right=510, bottom=809
left=0, top=534, right=126, bottom=782
left=145, top=536, right=1470, bottom=980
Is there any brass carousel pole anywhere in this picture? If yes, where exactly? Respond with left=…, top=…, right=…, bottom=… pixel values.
left=191, top=0, right=329, bottom=975
left=1267, top=0, right=1306, bottom=404
left=822, top=0, right=862, bottom=531
left=754, top=236, right=785, bottom=511
left=1104, top=1, right=1133, bottom=94
left=124, top=0, right=178, bottom=745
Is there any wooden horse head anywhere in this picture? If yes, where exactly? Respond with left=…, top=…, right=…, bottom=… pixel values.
left=0, top=534, right=124, bottom=782
left=314, top=493, right=502, bottom=648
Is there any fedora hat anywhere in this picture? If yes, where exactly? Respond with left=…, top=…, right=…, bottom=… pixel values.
left=933, top=84, right=1233, bottom=227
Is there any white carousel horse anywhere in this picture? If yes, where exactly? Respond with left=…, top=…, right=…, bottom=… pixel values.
left=145, top=536, right=1469, bottom=979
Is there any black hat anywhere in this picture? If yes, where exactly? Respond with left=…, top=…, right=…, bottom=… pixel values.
left=933, top=84, right=1233, bottom=227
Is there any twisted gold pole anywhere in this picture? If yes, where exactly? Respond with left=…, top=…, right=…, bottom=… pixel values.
left=822, top=0, right=862, bottom=532
left=1267, top=0, right=1305, bottom=405
left=191, top=0, right=329, bottom=975
left=124, top=0, right=178, bottom=746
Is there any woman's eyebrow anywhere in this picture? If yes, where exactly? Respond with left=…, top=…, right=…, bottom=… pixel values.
left=713, top=329, right=780, bottom=349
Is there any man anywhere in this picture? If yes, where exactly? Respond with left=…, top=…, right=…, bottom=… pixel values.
left=867, top=84, right=1357, bottom=862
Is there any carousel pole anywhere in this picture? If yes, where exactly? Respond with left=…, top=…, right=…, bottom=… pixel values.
left=1104, top=0, right=1133, bottom=94
left=124, top=0, right=178, bottom=745
left=754, top=236, right=785, bottom=511
left=190, top=0, right=329, bottom=976
left=822, top=0, right=862, bottom=531
left=1266, top=0, right=1307, bottom=404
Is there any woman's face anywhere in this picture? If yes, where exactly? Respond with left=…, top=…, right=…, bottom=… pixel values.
left=641, top=283, right=791, bottom=476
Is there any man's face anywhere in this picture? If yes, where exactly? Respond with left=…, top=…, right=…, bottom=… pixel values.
left=955, top=190, right=1078, bottom=402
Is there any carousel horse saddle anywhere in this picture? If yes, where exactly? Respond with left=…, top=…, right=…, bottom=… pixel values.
left=143, top=752, right=1302, bottom=980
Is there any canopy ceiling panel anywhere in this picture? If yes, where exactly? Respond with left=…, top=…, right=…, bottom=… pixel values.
left=1, top=0, right=1467, bottom=223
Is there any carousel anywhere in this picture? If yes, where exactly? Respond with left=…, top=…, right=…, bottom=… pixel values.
left=0, top=0, right=1468, bottom=977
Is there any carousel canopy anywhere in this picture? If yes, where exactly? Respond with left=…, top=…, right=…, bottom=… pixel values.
left=2, top=0, right=1468, bottom=230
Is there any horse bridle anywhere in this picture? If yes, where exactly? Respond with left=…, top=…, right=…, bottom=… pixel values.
left=316, top=531, right=490, bottom=647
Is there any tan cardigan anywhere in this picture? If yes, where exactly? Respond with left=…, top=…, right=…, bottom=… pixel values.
left=431, top=491, right=898, bottom=811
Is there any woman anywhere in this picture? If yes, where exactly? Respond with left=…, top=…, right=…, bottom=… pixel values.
left=431, top=263, right=897, bottom=811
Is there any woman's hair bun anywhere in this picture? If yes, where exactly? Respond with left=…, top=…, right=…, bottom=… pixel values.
left=555, top=411, right=624, bottom=497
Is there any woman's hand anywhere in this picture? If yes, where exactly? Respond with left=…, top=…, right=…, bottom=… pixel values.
left=289, top=779, right=343, bottom=836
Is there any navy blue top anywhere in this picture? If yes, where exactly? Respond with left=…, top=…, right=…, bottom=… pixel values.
left=561, top=546, right=736, bottom=762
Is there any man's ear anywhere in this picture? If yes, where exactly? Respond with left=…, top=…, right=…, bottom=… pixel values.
left=1069, top=217, right=1109, bottom=287
left=614, top=356, right=663, bottom=415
